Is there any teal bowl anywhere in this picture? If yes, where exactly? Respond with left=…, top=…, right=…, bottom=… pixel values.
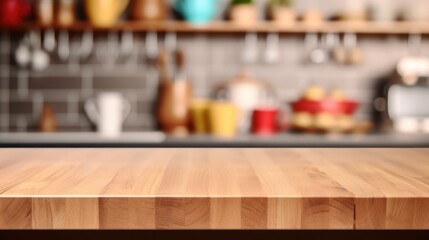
left=175, top=0, right=217, bottom=25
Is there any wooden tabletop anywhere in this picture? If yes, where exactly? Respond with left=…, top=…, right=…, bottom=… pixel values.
left=0, top=148, right=428, bottom=230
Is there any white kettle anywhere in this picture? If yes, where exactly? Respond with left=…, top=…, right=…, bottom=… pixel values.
left=215, top=70, right=276, bottom=132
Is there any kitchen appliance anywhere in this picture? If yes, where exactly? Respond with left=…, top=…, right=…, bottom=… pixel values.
left=373, top=58, right=429, bottom=133
left=0, top=0, right=31, bottom=26
left=85, top=92, right=131, bottom=138
left=388, top=84, right=429, bottom=133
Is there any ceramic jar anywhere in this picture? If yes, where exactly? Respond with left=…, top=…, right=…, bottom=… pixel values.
left=270, top=7, right=296, bottom=26
left=229, top=4, right=258, bottom=26
left=131, top=0, right=168, bottom=21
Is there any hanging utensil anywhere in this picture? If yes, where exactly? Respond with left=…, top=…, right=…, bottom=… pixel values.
left=95, top=37, right=108, bottom=65
left=127, top=31, right=140, bottom=66
left=164, top=32, right=178, bottom=78
left=58, top=30, right=70, bottom=61
left=80, top=30, right=94, bottom=61
left=344, top=32, right=363, bottom=65
left=174, top=48, right=186, bottom=82
left=241, top=32, right=259, bottom=64
left=106, top=31, right=120, bottom=66
left=407, top=33, right=422, bottom=55
left=119, top=30, right=134, bottom=64
left=145, top=32, right=159, bottom=64
left=164, top=32, right=177, bottom=53
left=30, top=30, right=50, bottom=71
left=264, top=32, right=280, bottom=64
left=68, top=35, right=81, bottom=71
left=324, top=32, right=337, bottom=58
left=332, top=33, right=347, bottom=65
left=156, top=49, right=170, bottom=83
left=308, top=33, right=328, bottom=64
left=43, top=30, right=56, bottom=52
left=304, top=32, right=316, bottom=63
left=15, top=33, right=32, bottom=68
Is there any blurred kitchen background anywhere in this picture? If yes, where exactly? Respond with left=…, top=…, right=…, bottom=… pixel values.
left=1, top=0, right=429, bottom=146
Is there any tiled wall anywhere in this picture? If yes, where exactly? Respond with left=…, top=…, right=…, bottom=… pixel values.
left=0, top=0, right=426, bottom=132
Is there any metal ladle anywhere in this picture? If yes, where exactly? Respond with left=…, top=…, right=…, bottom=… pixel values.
left=15, top=33, right=32, bottom=68
left=58, top=31, right=70, bottom=62
left=241, top=32, right=259, bottom=64
left=307, top=33, right=329, bottom=64
left=119, top=30, right=134, bottom=65
left=30, top=31, right=50, bottom=71
left=264, top=33, right=280, bottom=64
left=80, top=31, right=94, bottom=61
left=43, top=30, right=56, bottom=53
left=344, top=32, right=363, bottom=65
left=106, top=32, right=120, bottom=66
left=145, top=32, right=159, bottom=64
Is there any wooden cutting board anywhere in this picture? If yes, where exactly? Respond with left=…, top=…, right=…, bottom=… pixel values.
left=0, top=148, right=428, bottom=229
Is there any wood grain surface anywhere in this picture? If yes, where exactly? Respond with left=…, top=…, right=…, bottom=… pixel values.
left=0, top=148, right=428, bottom=229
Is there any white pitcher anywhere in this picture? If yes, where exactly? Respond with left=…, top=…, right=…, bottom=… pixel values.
left=85, top=92, right=131, bottom=138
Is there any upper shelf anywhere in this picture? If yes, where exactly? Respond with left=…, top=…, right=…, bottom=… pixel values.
left=2, top=21, right=429, bottom=34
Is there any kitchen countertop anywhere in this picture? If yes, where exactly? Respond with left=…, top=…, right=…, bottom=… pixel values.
left=0, top=132, right=429, bottom=147
left=0, top=148, right=428, bottom=229
left=0, top=132, right=166, bottom=146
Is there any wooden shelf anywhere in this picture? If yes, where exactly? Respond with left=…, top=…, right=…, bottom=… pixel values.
left=2, top=21, right=429, bottom=34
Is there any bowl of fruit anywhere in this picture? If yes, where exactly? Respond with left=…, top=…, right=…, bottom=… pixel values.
left=290, top=86, right=362, bottom=133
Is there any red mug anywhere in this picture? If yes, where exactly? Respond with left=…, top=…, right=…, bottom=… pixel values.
left=251, top=107, right=279, bottom=135
left=0, top=0, right=31, bottom=26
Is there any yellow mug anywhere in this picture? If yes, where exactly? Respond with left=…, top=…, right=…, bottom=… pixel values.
left=190, top=99, right=210, bottom=134
left=85, top=0, right=129, bottom=27
left=208, top=101, right=239, bottom=138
